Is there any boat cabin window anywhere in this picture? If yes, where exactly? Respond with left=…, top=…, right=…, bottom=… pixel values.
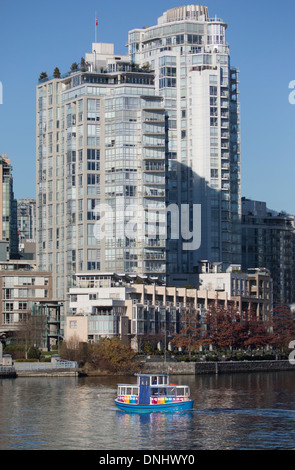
left=151, top=375, right=168, bottom=385
left=118, top=386, right=138, bottom=396
left=151, top=387, right=167, bottom=396
left=176, top=387, right=189, bottom=396
left=167, top=387, right=176, bottom=396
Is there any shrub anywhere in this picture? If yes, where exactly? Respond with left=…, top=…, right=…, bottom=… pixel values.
left=27, top=347, right=41, bottom=360
left=4, top=345, right=26, bottom=359
left=86, top=338, right=141, bottom=374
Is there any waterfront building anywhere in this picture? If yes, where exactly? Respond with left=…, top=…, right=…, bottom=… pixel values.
left=198, top=260, right=273, bottom=321
left=0, top=155, right=18, bottom=259
left=241, top=197, right=295, bottom=305
left=37, top=5, right=242, bottom=332
left=0, top=260, right=52, bottom=336
left=127, top=5, right=241, bottom=285
left=31, top=300, right=62, bottom=350
left=36, top=42, right=167, bottom=319
left=65, top=270, right=271, bottom=349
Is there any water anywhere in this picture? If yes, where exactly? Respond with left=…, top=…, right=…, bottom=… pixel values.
left=0, top=371, right=294, bottom=450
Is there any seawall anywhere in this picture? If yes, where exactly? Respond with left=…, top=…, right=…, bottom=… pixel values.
left=0, top=367, right=17, bottom=378
left=15, top=369, right=79, bottom=377
left=143, top=360, right=295, bottom=375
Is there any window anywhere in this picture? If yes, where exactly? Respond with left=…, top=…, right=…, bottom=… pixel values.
left=87, top=199, right=100, bottom=220
left=87, top=173, right=100, bottom=195
left=87, top=99, right=100, bottom=121
left=210, top=117, right=218, bottom=127
left=70, top=321, right=77, bottom=329
left=87, top=124, right=100, bottom=146
left=210, top=86, right=217, bottom=96
left=19, top=302, right=28, bottom=310
left=87, top=149, right=100, bottom=171
left=125, top=185, right=136, bottom=197
left=87, top=249, right=100, bottom=271
left=187, top=34, right=203, bottom=44
left=209, top=75, right=218, bottom=85
left=210, top=107, right=218, bottom=117
left=159, top=77, right=176, bottom=89
left=87, top=224, right=98, bottom=245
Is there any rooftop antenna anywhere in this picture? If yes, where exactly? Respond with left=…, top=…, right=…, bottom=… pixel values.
left=95, top=12, right=98, bottom=43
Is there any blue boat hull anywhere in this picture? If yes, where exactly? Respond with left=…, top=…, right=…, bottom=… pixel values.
left=115, top=399, right=194, bottom=413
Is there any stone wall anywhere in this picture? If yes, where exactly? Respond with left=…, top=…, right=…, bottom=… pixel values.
left=143, top=360, right=295, bottom=375
left=143, top=361, right=196, bottom=375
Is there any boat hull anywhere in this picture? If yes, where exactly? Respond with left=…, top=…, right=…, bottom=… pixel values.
left=115, top=399, right=194, bottom=413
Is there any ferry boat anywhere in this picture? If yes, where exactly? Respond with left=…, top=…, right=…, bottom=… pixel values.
left=115, top=373, right=194, bottom=413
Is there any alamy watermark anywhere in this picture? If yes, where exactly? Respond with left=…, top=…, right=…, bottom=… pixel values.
left=288, top=340, right=295, bottom=365
left=92, top=199, right=201, bottom=251
left=288, top=80, right=295, bottom=104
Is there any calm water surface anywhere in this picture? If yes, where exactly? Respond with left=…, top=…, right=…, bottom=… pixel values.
left=0, top=371, right=295, bottom=450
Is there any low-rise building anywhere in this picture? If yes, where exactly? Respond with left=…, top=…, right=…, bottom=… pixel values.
left=198, top=261, right=273, bottom=321
left=0, top=260, right=52, bottom=335
left=65, top=270, right=273, bottom=350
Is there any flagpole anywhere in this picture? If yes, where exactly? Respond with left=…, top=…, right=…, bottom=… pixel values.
left=95, top=12, right=97, bottom=43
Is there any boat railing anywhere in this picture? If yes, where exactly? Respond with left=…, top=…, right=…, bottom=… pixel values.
left=150, top=385, right=190, bottom=405
left=116, top=384, right=190, bottom=405
left=117, top=385, right=139, bottom=396
left=150, top=385, right=190, bottom=397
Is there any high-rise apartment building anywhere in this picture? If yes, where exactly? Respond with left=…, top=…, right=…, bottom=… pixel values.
left=17, top=198, right=36, bottom=241
left=36, top=4, right=242, bottom=322
left=242, top=197, right=295, bottom=305
left=17, top=198, right=36, bottom=260
left=128, top=5, right=241, bottom=284
left=36, top=43, right=166, bottom=313
left=0, top=155, right=18, bottom=259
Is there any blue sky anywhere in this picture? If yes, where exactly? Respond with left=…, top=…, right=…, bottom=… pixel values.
left=0, top=0, right=294, bottom=214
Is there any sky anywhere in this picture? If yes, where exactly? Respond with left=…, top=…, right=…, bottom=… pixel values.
left=0, top=0, right=294, bottom=214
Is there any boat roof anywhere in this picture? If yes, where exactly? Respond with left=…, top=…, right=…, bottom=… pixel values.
left=135, top=373, right=169, bottom=377
left=116, top=373, right=170, bottom=387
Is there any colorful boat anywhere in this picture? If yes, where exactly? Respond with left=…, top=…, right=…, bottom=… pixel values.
left=115, top=373, right=194, bottom=413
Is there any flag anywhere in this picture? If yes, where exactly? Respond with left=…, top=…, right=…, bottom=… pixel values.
left=96, top=15, right=98, bottom=26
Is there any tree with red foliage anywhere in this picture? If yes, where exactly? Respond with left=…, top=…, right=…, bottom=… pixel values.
left=172, top=307, right=203, bottom=357
left=271, top=304, right=295, bottom=351
left=202, top=303, right=246, bottom=352
left=242, top=308, right=272, bottom=352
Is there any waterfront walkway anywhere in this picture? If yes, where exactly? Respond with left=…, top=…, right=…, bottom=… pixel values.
left=0, top=359, right=79, bottom=378
left=1, top=359, right=294, bottom=378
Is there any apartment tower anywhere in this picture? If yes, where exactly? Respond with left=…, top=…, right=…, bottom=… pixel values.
left=128, top=5, right=241, bottom=285
left=36, top=43, right=166, bottom=315
left=242, top=198, right=295, bottom=305
left=0, top=155, right=18, bottom=259
left=36, top=5, right=242, bottom=321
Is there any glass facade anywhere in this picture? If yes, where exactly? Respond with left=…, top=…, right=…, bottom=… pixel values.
left=36, top=46, right=166, bottom=314
left=128, top=5, right=241, bottom=284
left=0, top=155, right=18, bottom=259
